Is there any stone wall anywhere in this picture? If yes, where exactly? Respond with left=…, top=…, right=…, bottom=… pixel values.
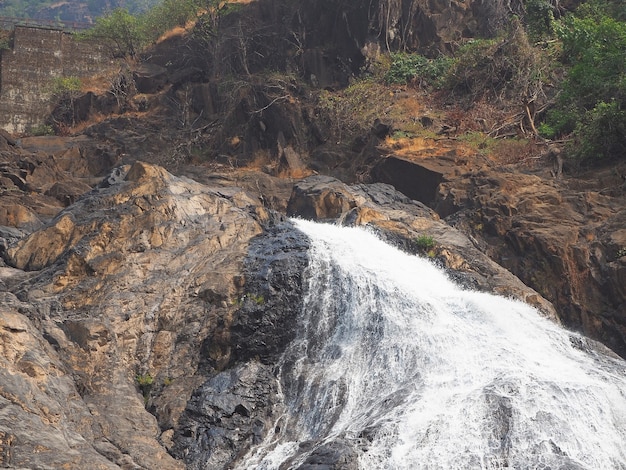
left=0, top=26, right=115, bottom=134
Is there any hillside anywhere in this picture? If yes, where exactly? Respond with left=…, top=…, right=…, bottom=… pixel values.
left=0, top=0, right=158, bottom=22
left=5, top=0, right=626, bottom=367
left=0, top=0, right=625, bottom=468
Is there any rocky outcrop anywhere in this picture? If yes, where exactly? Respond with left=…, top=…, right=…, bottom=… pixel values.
left=0, top=160, right=566, bottom=468
left=286, top=175, right=557, bottom=316
left=0, top=161, right=269, bottom=468
left=435, top=166, right=626, bottom=357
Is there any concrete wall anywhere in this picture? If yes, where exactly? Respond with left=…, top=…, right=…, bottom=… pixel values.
left=0, top=26, right=115, bottom=134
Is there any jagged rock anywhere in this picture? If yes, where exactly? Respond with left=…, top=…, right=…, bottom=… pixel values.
left=44, top=180, right=92, bottom=206
left=0, top=204, right=42, bottom=232
left=287, top=175, right=359, bottom=221
left=173, top=361, right=282, bottom=470
left=435, top=167, right=626, bottom=357
left=230, top=221, right=310, bottom=364
left=297, top=440, right=359, bottom=470
left=0, top=162, right=269, bottom=469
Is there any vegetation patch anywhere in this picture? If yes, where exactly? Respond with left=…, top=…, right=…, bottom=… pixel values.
left=539, top=0, right=626, bottom=162
left=415, top=234, right=436, bottom=253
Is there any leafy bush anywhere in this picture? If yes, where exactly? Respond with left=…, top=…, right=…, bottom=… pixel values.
left=415, top=234, right=436, bottom=251
left=557, top=11, right=626, bottom=110
left=141, top=0, right=208, bottom=42
left=79, top=8, right=146, bottom=58
left=525, top=0, right=556, bottom=39
left=385, top=53, right=452, bottom=87
left=28, top=124, right=55, bottom=136
left=50, top=76, right=81, bottom=97
left=541, top=0, right=626, bottom=160
left=569, top=100, right=626, bottom=160
left=538, top=107, right=577, bottom=139
left=136, top=373, right=154, bottom=404
left=79, top=1, right=227, bottom=59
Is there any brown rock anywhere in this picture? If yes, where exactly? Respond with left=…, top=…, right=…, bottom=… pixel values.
left=1, top=162, right=268, bottom=469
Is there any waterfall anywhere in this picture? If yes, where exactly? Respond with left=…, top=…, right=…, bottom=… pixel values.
left=240, top=220, right=626, bottom=470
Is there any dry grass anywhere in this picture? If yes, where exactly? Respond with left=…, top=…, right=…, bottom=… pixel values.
left=80, top=68, right=124, bottom=95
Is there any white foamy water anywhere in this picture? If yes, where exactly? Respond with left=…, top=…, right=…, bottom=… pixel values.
left=239, top=219, right=626, bottom=470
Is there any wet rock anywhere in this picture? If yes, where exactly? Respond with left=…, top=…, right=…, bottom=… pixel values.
left=173, top=361, right=281, bottom=470
left=298, top=439, right=359, bottom=470
left=287, top=175, right=558, bottom=317
left=230, top=220, right=310, bottom=364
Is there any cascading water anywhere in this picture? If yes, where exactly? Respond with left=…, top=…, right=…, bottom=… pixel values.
left=239, top=220, right=626, bottom=470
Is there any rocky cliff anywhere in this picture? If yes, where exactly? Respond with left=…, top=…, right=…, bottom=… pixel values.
left=1, top=155, right=561, bottom=468
left=0, top=0, right=624, bottom=467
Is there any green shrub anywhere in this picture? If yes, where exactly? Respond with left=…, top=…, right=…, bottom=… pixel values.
left=415, top=234, right=436, bottom=252
left=385, top=53, right=453, bottom=87
left=569, top=101, right=626, bottom=160
left=135, top=373, right=154, bottom=404
left=79, top=8, right=146, bottom=58
left=525, top=0, right=556, bottom=39
left=540, top=0, right=626, bottom=161
left=136, top=373, right=154, bottom=387
left=539, top=107, right=577, bottom=139
left=50, top=76, right=82, bottom=97
left=28, top=124, right=55, bottom=136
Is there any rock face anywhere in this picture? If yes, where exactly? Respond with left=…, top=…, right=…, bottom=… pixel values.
left=434, top=166, right=626, bottom=357
left=364, top=146, right=626, bottom=358
left=0, top=160, right=565, bottom=468
left=0, top=162, right=268, bottom=468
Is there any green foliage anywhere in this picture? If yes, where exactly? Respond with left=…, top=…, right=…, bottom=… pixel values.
left=539, top=107, right=577, bottom=139
left=569, top=100, right=626, bottom=160
left=617, top=247, right=626, bottom=258
left=459, top=131, right=499, bottom=156
left=415, top=234, right=436, bottom=252
left=141, top=0, right=210, bottom=43
left=557, top=12, right=626, bottom=109
left=28, top=124, right=54, bottom=136
left=0, top=35, right=12, bottom=51
left=49, top=76, right=81, bottom=97
left=78, top=1, right=222, bottom=58
left=135, top=373, right=154, bottom=387
left=385, top=53, right=453, bottom=87
left=541, top=0, right=626, bottom=161
left=233, top=292, right=265, bottom=306
left=525, top=0, right=556, bottom=39
left=79, top=8, right=146, bottom=58
left=135, top=373, right=154, bottom=404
